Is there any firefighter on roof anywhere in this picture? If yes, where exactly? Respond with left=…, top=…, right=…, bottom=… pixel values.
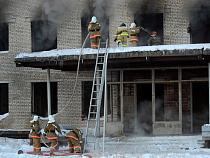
left=43, top=115, right=61, bottom=155
left=30, top=115, right=41, bottom=154
left=129, top=22, right=144, bottom=47
left=88, top=16, right=101, bottom=49
left=114, top=23, right=129, bottom=47
left=147, top=31, right=161, bottom=46
left=66, top=128, right=83, bottom=153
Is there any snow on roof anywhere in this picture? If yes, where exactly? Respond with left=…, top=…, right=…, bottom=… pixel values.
left=15, top=43, right=210, bottom=59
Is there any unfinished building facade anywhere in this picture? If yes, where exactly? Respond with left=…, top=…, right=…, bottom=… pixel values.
left=0, top=0, right=210, bottom=136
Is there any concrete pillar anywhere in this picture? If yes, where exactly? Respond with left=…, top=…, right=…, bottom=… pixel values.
left=47, top=68, right=51, bottom=116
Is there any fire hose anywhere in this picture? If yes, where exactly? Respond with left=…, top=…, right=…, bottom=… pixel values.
left=39, top=32, right=91, bottom=150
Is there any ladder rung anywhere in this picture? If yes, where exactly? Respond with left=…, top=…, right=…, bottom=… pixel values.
left=98, top=56, right=105, bottom=58
left=94, top=84, right=101, bottom=86
left=97, top=63, right=104, bottom=65
left=96, top=70, right=103, bottom=72
left=90, top=104, right=97, bottom=106
left=89, top=118, right=96, bottom=121
left=93, top=91, right=99, bottom=93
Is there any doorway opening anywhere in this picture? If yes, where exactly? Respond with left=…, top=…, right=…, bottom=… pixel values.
left=136, top=84, right=152, bottom=135
left=192, top=82, right=209, bottom=133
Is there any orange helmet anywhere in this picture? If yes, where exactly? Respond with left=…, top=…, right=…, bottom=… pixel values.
left=152, top=31, right=157, bottom=35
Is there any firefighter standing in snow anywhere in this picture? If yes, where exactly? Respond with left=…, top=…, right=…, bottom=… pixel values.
left=30, top=115, right=41, bottom=154
left=114, top=23, right=129, bottom=47
left=88, top=16, right=101, bottom=49
left=43, top=115, right=61, bottom=154
left=129, top=22, right=144, bottom=47
left=147, top=31, right=161, bottom=46
left=66, top=128, right=83, bottom=153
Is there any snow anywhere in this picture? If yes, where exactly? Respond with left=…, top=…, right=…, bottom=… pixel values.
left=0, top=113, right=9, bottom=121
left=1, top=134, right=210, bottom=158
left=0, top=51, right=8, bottom=54
left=15, top=43, right=210, bottom=59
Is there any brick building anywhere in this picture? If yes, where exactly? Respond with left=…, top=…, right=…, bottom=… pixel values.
left=1, top=0, right=210, bottom=136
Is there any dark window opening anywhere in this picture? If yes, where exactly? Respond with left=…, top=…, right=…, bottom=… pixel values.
left=0, top=83, right=8, bottom=115
left=192, top=82, right=209, bottom=134
left=31, top=20, right=57, bottom=52
left=31, top=82, right=57, bottom=117
left=134, top=13, right=163, bottom=46
left=190, top=10, right=210, bottom=44
left=0, top=23, right=8, bottom=51
left=82, top=81, right=105, bottom=120
left=82, top=81, right=92, bottom=119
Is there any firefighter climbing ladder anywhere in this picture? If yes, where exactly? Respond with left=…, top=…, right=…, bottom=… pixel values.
left=85, top=39, right=109, bottom=151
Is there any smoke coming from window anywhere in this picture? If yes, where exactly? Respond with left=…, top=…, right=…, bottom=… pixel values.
left=183, top=0, right=210, bottom=43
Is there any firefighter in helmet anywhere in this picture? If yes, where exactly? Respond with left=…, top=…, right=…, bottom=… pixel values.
left=43, top=115, right=61, bottom=155
left=30, top=115, right=41, bottom=154
left=88, top=16, right=101, bottom=49
left=114, top=23, right=129, bottom=47
left=129, top=22, right=144, bottom=47
left=66, top=128, right=83, bottom=153
left=147, top=31, right=161, bottom=46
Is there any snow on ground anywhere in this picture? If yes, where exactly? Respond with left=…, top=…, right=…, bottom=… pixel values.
left=15, top=43, right=210, bottom=59
left=1, top=135, right=210, bottom=158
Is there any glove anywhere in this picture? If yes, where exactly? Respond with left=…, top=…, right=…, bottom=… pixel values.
left=114, top=38, right=117, bottom=42
left=42, top=133, right=46, bottom=137
left=79, top=141, right=83, bottom=144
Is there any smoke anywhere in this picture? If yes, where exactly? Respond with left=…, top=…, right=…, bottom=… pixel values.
left=183, top=0, right=210, bottom=43
left=135, top=100, right=152, bottom=135
left=41, top=0, right=76, bottom=24
left=32, top=0, right=78, bottom=52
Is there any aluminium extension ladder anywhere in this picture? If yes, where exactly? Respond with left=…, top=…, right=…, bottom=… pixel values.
left=84, top=39, right=109, bottom=152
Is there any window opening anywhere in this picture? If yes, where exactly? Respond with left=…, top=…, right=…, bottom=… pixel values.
left=0, top=83, right=8, bottom=115
left=31, top=82, right=57, bottom=117
left=31, top=20, right=57, bottom=52
left=0, top=23, right=8, bottom=51
left=134, top=13, right=163, bottom=46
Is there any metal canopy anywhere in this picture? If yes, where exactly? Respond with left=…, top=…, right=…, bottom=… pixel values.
left=14, top=48, right=210, bottom=71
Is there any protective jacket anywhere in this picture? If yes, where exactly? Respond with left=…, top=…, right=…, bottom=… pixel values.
left=88, top=22, right=101, bottom=48
left=66, top=129, right=83, bottom=153
left=114, top=26, right=129, bottom=47
left=129, top=26, right=141, bottom=46
left=30, top=121, right=41, bottom=153
left=30, top=121, right=41, bottom=138
left=147, top=35, right=161, bottom=46
left=43, top=122, right=61, bottom=139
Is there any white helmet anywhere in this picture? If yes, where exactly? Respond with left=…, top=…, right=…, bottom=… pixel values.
left=130, top=22, right=136, bottom=28
left=91, top=16, right=97, bottom=23
left=48, top=115, right=55, bottom=123
left=30, top=115, right=39, bottom=123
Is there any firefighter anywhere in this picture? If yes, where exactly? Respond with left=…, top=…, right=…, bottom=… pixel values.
left=114, top=23, right=129, bottom=47
left=129, top=22, right=144, bottom=47
left=66, top=128, right=83, bottom=153
left=88, top=16, right=101, bottom=49
left=43, top=115, right=61, bottom=155
left=147, top=31, right=161, bottom=46
left=30, top=115, right=41, bottom=154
